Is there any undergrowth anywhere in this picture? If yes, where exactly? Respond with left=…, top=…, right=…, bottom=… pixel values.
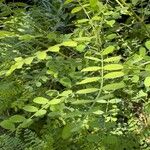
left=0, top=0, right=150, bottom=149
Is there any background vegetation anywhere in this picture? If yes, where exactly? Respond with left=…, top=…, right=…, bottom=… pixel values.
left=0, top=0, right=150, bottom=149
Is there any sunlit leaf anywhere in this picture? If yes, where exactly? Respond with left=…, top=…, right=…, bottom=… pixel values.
left=49, top=98, right=62, bottom=105
left=92, top=110, right=104, bottom=115
left=76, top=77, right=101, bottom=85
left=48, top=46, right=60, bottom=52
left=106, top=20, right=115, bottom=27
left=35, top=110, right=47, bottom=116
left=90, top=0, right=98, bottom=9
left=102, top=46, right=115, bottom=55
left=62, top=41, right=77, bottom=47
left=103, top=64, right=123, bottom=70
left=24, top=57, right=34, bottom=65
left=71, top=6, right=82, bottom=13
left=104, top=71, right=124, bottom=79
left=33, top=97, right=49, bottom=104
left=85, top=56, right=101, bottom=62
left=36, top=51, right=47, bottom=60
left=59, top=90, right=73, bottom=97
left=104, top=56, right=121, bottom=62
left=81, top=66, right=101, bottom=72
left=103, top=82, right=125, bottom=91
left=109, top=99, right=121, bottom=103
left=144, top=77, right=150, bottom=87
left=145, top=40, right=150, bottom=50
left=76, top=88, right=99, bottom=94
left=76, top=44, right=86, bottom=52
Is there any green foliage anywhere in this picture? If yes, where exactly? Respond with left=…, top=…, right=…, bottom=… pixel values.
left=0, top=0, right=150, bottom=149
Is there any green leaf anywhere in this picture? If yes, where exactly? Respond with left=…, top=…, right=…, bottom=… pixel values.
left=20, top=119, right=33, bottom=128
left=131, top=0, right=139, bottom=5
left=131, top=75, right=139, bottom=83
left=139, top=47, right=146, bottom=57
left=71, top=6, right=82, bottom=13
left=59, top=90, right=73, bottom=97
left=0, top=120, right=15, bottom=131
left=145, top=40, right=150, bottom=50
left=64, top=0, right=73, bottom=4
left=104, top=56, right=121, bottom=62
left=35, top=110, right=47, bottom=116
left=9, top=115, right=26, bottom=123
left=48, top=46, right=60, bottom=52
left=81, top=66, right=101, bottom=72
left=46, top=90, right=59, bottom=97
left=106, top=34, right=117, bottom=40
left=23, top=105, right=38, bottom=112
left=19, top=34, right=34, bottom=41
left=60, top=77, right=72, bottom=88
left=144, top=77, right=150, bottom=87
left=96, top=99, right=107, bottom=103
left=85, top=56, right=101, bottom=62
left=62, top=41, right=77, bottom=47
left=71, top=100, right=93, bottom=105
left=103, top=82, right=125, bottom=91
left=74, top=37, right=92, bottom=42
left=104, top=71, right=124, bottom=79
left=0, top=30, right=16, bottom=38
left=36, top=51, right=47, bottom=60
left=76, top=44, right=86, bottom=52
left=103, top=64, right=123, bottom=70
left=109, top=99, right=121, bottom=103
left=90, top=0, right=98, bottom=9
left=92, top=110, right=104, bottom=115
left=62, top=124, right=73, bottom=139
left=77, top=19, right=89, bottom=24
left=33, top=97, right=49, bottom=104
left=76, top=77, right=101, bottom=85
left=102, top=46, right=115, bottom=55
left=76, top=88, right=99, bottom=94
left=106, top=20, right=115, bottom=27
left=24, top=57, right=34, bottom=65
left=49, top=98, right=62, bottom=105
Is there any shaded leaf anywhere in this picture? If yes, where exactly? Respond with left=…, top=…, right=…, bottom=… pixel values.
left=23, top=105, right=38, bottom=112
left=9, top=115, right=26, bottom=123
left=0, top=120, right=15, bottom=131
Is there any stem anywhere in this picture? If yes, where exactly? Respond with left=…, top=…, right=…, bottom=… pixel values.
left=77, top=1, right=104, bottom=113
